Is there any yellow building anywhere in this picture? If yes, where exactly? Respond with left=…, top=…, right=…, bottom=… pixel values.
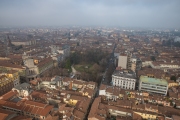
left=53, top=60, right=58, bottom=67
left=146, top=74, right=155, bottom=78
left=34, top=59, right=39, bottom=65
left=0, top=60, right=26, bottom=83
left=0, top=70, right=20, bottom=95
left=123, top=38, right=130, bottom=42
left=119, top=94, right=124, bottom=99
left=134, top=111, right=157, bottom=120
left=167, top=80, right=179, bottom=88
left=69, top=99, right=78, bottom=106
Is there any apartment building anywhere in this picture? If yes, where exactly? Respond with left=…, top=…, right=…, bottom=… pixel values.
left=94, top=84, right=180, bottom=120
left=118, top=55, right=128, bottom=69
left=130, top=57, right=142, bottom=72
left=139, top=76, right=168, bottom=95
left=150, top=61, right=180, bottom=70
left=0, top=70, right=20, bottom=95
left=112, top=70, right=136, bottom=90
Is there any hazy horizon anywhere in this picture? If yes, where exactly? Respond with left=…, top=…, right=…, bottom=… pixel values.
left=0, top=0, right=180, bottom=28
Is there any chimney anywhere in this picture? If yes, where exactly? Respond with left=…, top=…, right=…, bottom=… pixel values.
left=69, top=81, right=73, bottom=90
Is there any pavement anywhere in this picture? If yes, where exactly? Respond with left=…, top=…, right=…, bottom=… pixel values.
left=70, top=66, right=78, bottom=78
left=71, top=66, right=77, bottom=74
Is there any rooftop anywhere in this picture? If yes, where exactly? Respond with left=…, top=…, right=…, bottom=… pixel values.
left=140, top=76, right=168, bottom=86
left=112, top=70, right=136, bottom=79
left=14, top=83, right=30, bottom=90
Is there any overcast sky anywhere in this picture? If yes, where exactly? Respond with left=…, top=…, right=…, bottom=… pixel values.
left=0, top=0, right=180, bottom=28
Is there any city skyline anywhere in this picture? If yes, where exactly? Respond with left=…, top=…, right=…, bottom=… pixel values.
left=0, top=0, right=180, bottom=28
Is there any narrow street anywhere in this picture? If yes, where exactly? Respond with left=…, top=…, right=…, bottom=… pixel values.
left=101, top=44, right=116, bottom=85
left=95, top=44, right=116, bottom=97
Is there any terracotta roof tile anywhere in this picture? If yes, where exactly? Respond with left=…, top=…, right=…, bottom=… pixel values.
left=0, top=90, right=18, bottom=101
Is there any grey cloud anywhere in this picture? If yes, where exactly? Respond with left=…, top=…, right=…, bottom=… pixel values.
left=0, top=0, right=180, bottom=28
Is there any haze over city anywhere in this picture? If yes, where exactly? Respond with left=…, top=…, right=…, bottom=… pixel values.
left=1, top=0, right=180, bottom=120
left=0, top=0, right=180, bottom=28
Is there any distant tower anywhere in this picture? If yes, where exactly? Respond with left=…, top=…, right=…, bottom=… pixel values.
left=37, top=82, right=40, bottom=90
left=7, top=35, right=12, bottom=46
left=4, top=35, right=12, bottom=56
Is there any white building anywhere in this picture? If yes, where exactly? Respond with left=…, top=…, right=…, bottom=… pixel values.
left=141, top=58, right=152, bottom=67
left=50, top=44, right=70, bottom=58
left=12, top=83, right=31, bottom=97
left=12, top=40, right=36, bottom=46
left=130, top=57, right=142, bottom=72
left=150, top=62, right=180, bottom=70
left=40, top=76, right=63, bottom=89
left=112, top=70, right=136, bottom=90
left=51, top=53, right=64, bottom=65
left=139, top=76, right=168, bottom=95
left=99, top=84, right=121, bottom=101
left=174, top=36, right=180, bottom=42
left=107, top=43, right=112, bottom=46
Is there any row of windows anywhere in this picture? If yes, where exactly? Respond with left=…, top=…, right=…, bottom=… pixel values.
left=113, top=82, right=134, bottom=86
left=141, top=87, right=167, bottom=93
left=114, top=81, right=135, bottom=85
left=141, top=87, right=167, bottom=92
left=113, top=78, right=135, bottom=82
left=114, top=83, right=134, bottom=87
left=141, top=84, right=167, bottom=90
left=113, top=79, right=134, bottom=82
left=113, top=85, right=135, bottom=90
left=141, top=82, right=167, bottom=87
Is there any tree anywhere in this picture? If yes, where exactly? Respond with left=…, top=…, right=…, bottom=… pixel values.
left=90, top=63, right=102, bottom=73
left=150, top=56, right=156, bottom=61
left=59, top=61, right=65, bottom=68
left=94, top=41, right=99, bottom=44
left=70, top=52, right=80, bottom=64
left=63, top=49, right=109, bottom=83
left=99, top=58, right=108, bottom=71
left=62, top=69, right=69, bottom=77
left=27, top=34, right=33, bottom=38
left=106, top=64, right=115, bottom=83
left=65, top=59, right=71, bottom=69
left=148, top=65, right=152, bottom=68
left=170, top=76, right=176, bottom=82
left=77, top=42, right=80, bottom=46
left=14, top=45, right=23, bottom=50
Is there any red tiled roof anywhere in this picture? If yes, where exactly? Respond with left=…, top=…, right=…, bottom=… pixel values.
left=37, top=58, right=53, bottom=67
left=0, top=60, right=24, bottom=69
left=0, top=99, right=53, bottom=117
left=0, top=90, right=18, bottom=101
